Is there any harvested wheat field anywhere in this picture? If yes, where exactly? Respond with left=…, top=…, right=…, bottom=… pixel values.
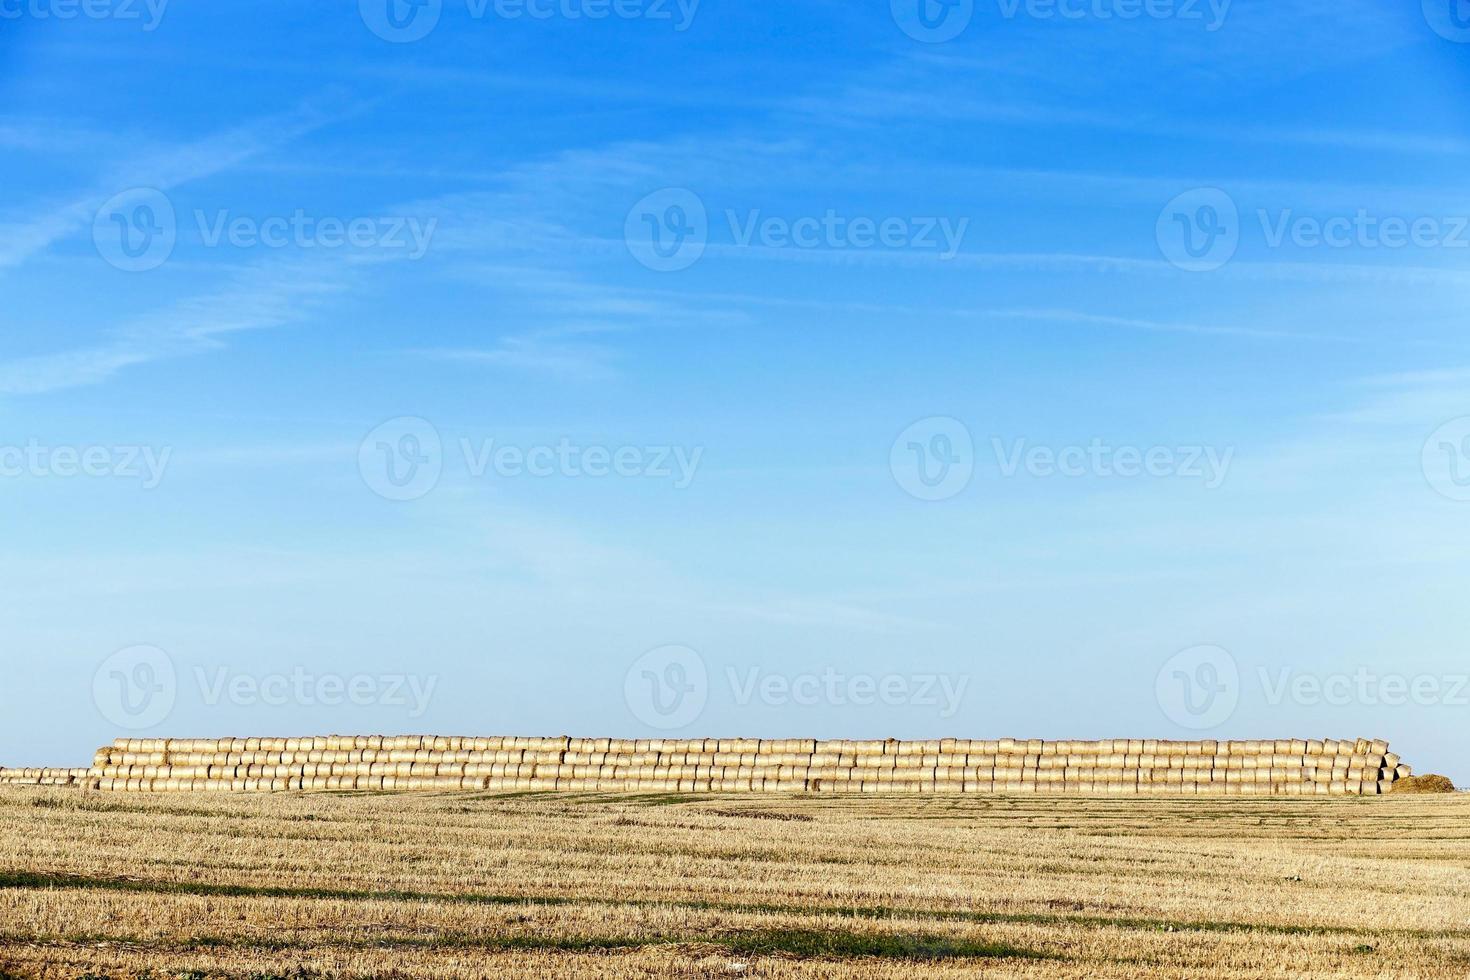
left=0, top=788, right=1467, bottom=979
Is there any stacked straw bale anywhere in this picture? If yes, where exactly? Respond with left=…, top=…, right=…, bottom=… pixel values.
left=0, top=767, right=94, bottom=788
left=13, top=735, right=1409, bottom=796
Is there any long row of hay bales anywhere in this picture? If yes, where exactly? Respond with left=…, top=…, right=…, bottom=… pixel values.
left=0, top=768, right=94, bottom=788
left=10, top=736, right=1413, bottom=795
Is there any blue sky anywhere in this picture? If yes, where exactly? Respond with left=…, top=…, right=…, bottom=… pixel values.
left=3, top=0, right=1469, bottom=781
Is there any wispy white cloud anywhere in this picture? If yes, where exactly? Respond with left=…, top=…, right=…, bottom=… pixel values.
left=6, top=31, right=1460, bottom=402
left=0, top=95, right=355, bottom=271
left=970, top=308, right=1360, bottom=343
left=0, top=119, right=137, bottom=154
left=782, top=19, right=1464, bottom=158
left=1324, top=366, right=1470, bottom=426
left=415, top=334, right=620, bottom=382
left=183, top=442, right=360, bottom=467
left=0, top=255, right=349, bottom=395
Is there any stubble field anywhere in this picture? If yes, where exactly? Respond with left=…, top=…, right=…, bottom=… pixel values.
left=0, top=787, right=1466, bottom=978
